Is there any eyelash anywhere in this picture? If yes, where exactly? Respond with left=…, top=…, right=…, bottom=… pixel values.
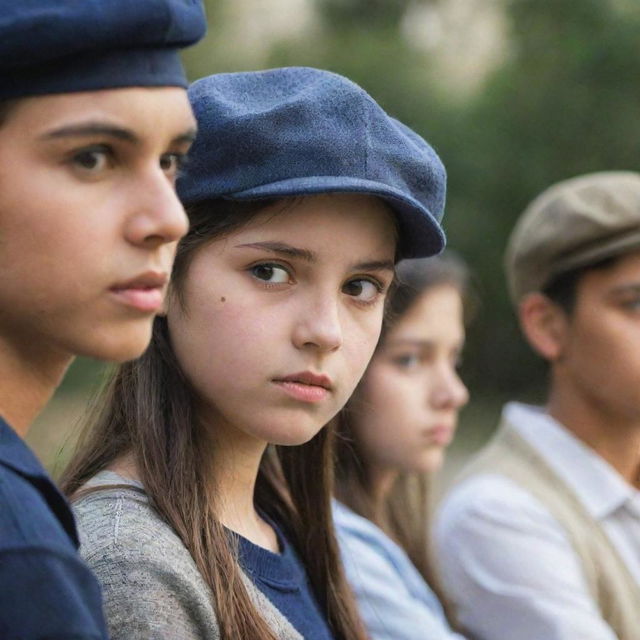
left=392, top=352, right=463, bottom=369
left=69, top=144, right=113, bottom=172
left=248, top=261, right=386, bottom=304
left=67, top=145, right=188, bottom=180
left=394, top=353, right=421, bottom=368
left=161, top=152, right=189, bottom=179
left=249, top=262, right=292, bottom=288
left=345, top=277, right=386, bottom=306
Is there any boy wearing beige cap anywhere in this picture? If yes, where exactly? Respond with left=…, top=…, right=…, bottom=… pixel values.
left=434, top=172, right=640, bottom=640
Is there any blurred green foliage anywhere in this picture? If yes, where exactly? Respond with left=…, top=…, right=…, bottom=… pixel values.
left=181, top=0, right=640, bottom=401
left=42, top=0, right=640, bottom=469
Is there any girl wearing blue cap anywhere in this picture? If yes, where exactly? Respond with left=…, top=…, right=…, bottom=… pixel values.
left=0, top=2, right=205, bottom=638
left=62, top=67, right=447, bottom=640
left=333, top=253, right=471, bottom=640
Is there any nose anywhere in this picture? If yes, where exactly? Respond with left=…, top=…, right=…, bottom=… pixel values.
left=431, top=363, right=469, bottom=410
left=124, top=172, right=189, bottom=249
left=292, top=292, right=343, bottom=353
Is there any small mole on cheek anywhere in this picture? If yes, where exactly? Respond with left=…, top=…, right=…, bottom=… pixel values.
left=220, top=296, right=226, bottom=303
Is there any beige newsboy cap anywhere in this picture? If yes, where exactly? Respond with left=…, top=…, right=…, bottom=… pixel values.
left=505, top=171, right=640, bottom=303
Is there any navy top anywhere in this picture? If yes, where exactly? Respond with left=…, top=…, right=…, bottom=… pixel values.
left=0, top=416, right=108, bottom=639
left=234, top=521, right=335, bottom=639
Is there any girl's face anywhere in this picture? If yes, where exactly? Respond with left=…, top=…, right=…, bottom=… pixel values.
left=167, top=194, right=396, bottom=446
left=350, top=284, right=469, bottom=475
left=0, top=87, right=195, bottom=364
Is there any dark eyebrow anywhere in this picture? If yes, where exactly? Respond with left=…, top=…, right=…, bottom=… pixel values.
left=385, top=337, right=465, bottom=350
left=386, top=338, right=434, bottom=348
left=235, top=242, right=316, bottom=263
left=352, top=259, right=395, bottom=273
left=41, top=123, right=197, bottom=147
left=41, top=123, right=140, bottom=144
left=610, top=284, right=640, bottom=296
left=236, top=242, right=395, bottom=274
left=172, top=129, right=198, bottom=146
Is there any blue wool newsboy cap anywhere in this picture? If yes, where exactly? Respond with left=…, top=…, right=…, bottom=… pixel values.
left=178, top=67, right=447, bottom=259
left=0, top=0, right=207, bottom=99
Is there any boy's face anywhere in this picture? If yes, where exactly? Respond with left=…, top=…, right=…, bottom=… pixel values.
left=553, top=250, right=640, bottom=425
left=0, top=87, right=195, bottom=364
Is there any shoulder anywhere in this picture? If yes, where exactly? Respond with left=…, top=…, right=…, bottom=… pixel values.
left=0, top=468, right=107, bottom=638
left=75, top=484, right=176, bottom=548
left=0, top=461, right=75, bottom=552
left=333, top=501, right=409, bottom=575
left=436, top=472, right=562, bottom=537
left=74, top=485, right=202, bottom=583
left=333, top=505, right=458, bottom=639
left=0, top=544, right=107, bottom=639
left=74, top=486, right=218, bottom=640
left=333, top=500, right=397, bottom=551
left=333, top=501, right=436, bottom=601
left=434, top=472, right=577, bottom=588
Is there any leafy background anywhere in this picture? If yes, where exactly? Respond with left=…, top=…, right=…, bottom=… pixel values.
left=34, top=0, right=640, bottom=482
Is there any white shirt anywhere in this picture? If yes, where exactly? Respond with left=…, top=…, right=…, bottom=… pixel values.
left=434, top=402, right=640, bottom=640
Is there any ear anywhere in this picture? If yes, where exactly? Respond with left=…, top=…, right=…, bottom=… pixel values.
left=518, top=292, right=568, bottom=361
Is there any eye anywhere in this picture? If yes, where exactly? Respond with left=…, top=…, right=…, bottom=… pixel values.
left=343, top=278, right=382, bottom=303
left=393, top=353, right=421, bottom=369
left=250, top=263, right=291, bottom=285
left=71, top=146, right=111, bottom=172
left=160, top=152, right=187, bottom=179
left=622, top=297, right=640, bottom=312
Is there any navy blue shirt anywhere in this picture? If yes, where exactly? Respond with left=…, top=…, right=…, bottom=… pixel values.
left=0, top=416, right=108, bottom=639
left=235, top=522, right=335, bottom=639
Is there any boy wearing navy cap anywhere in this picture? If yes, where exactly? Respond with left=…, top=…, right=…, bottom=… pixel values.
left=0, top=1, right=206, bottom=637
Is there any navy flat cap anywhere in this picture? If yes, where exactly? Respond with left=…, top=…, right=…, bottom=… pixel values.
left=0, top=0, right=207, bottom=99
left=178, top=67, right=446, bottom=259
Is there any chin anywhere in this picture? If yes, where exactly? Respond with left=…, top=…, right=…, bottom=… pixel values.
left=413, top=449, right=445, bottom=474
left=76, top=324, right=153, bottom=363
left=257, top=419, right=326, bottom=447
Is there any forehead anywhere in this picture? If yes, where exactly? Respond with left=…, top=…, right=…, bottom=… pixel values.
left=0, top=87, right=194, bottom=138
left=578, top=250, right=640, bottom=296
left=227, top=194, right=397, bottom=257
left=388, top=285, right=464, bottom=339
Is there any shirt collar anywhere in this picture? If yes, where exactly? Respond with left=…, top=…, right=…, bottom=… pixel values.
left=0, top=415, right=50, bottom=479
left=505, top=402, right=638, bottom=520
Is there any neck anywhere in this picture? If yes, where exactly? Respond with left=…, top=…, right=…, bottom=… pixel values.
left=207, top=419, right=278, bottom=552
left=548, top=383, right=640, bottom=487
left=368, top=465, right=399, bottom=527
left=0, top=335, right=72, bottom=437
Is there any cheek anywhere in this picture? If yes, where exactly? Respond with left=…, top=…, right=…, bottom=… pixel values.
left=340, top=312, right=385, bottom=390
left=1, top=179, right=120, bottom=286
left=352, top=367, right=412, bottom=447
left=168, top=293, right=282, bottom=396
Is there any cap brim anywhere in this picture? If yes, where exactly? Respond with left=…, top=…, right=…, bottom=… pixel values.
left=551, top=230, right=640, bottom=280
left=224, top=175, right=445, bottom=259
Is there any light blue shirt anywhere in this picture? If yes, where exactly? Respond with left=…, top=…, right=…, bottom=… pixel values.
left=333, top=500, right=464, bottom=640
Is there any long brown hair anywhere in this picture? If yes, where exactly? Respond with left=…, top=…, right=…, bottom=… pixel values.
left=61, top=198, right=368, bottom=640
left=334, top=252, right=471, bottom=591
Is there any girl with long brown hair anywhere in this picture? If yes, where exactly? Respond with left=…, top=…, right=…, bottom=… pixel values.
left=333, top=253, right=471, bottom=639
left=61, top=67, right=447, bottom=639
